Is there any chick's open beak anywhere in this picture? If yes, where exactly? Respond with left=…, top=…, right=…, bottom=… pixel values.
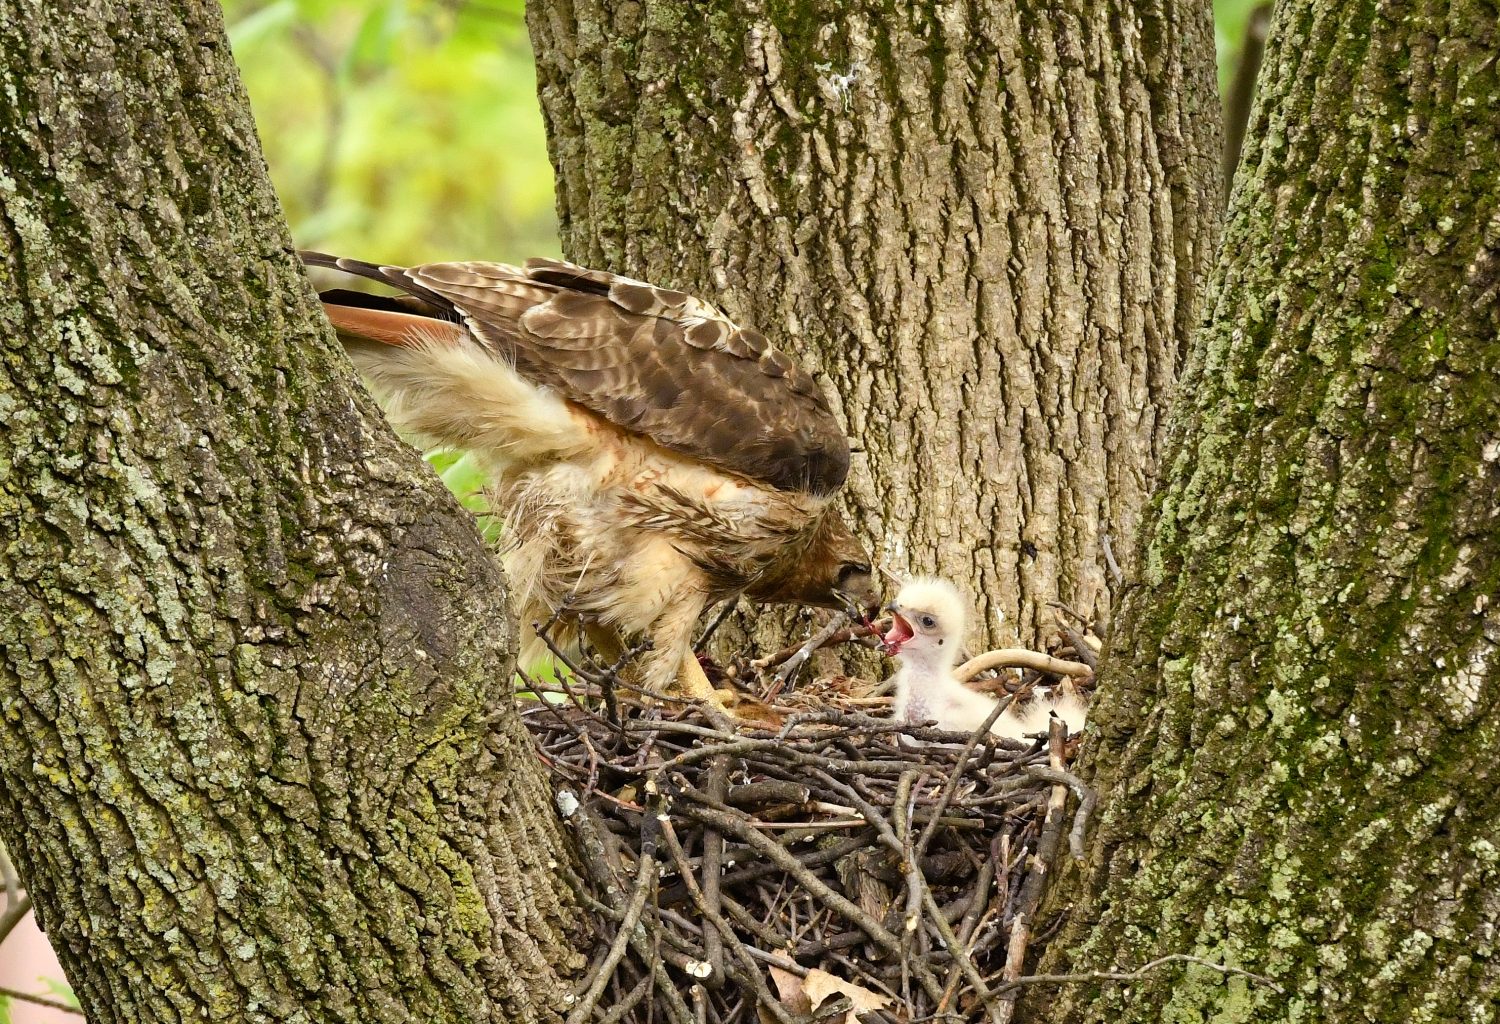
left=880, top=610, right=914, bottom=655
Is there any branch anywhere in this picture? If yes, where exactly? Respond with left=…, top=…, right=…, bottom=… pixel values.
left=1221, top=3, right=1273, bottom=204
left=0, top=892, right=32, bottom=946
left=955, top=649, right=1093, bottom=681
left=0, top=986, right=83, bottom=1016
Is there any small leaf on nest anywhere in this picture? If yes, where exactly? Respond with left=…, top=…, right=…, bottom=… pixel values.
left=768, top=966, right=891, bottom=1024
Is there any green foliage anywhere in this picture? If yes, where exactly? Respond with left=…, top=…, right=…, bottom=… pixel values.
left=1214, top=0, right=1267, bottom=90
left=223, top=0, right=559, bottom=263
left=39, top=977, right=79, bottom=1008
left=426, top=449, right=502, bottom=543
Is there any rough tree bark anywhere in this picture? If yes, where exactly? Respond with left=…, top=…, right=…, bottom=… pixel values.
left=1037, top=1, right=1500, bottom=1020
left=526, top=0, right=1222, bottom=649
left=0, top=3, right=582, bottom=1022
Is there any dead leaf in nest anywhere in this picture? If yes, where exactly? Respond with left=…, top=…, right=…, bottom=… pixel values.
left=769, top=966, right=813, bottom=1016
left=767, top=966, right=891, bottom=1024
left=713, top=687, right=786, bottom=730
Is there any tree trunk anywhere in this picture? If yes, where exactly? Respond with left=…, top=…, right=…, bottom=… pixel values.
left=1037, top=2, right=1500, bottom=1020
left=526, top=0, right=1222, bottom=649
left=0, top=3, right=582, bottom=1022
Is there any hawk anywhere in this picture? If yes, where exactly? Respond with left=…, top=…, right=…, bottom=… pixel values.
left=303, top=252, right=880, bottom=704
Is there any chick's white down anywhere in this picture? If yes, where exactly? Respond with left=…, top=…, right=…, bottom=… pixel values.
left=885, top=578, right=1086, bottom=740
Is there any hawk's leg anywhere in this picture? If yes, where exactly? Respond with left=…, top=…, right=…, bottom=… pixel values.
left=640, top=593, right=729, bottom=709
left=640, top=602, right=707, bottom=699
left=674, top=646, right=718, bottom=702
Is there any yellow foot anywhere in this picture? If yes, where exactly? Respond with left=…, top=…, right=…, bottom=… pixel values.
left=671, top=652, right=769, bottom=727
left=674, top=649, right=718, bottom=701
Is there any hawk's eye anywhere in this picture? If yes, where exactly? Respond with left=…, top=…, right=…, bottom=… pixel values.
left=838, top=562, right=872, bottom=583
left=920, top=615, right=937, bottom=630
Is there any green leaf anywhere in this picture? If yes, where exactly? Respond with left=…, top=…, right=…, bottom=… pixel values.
left=427, top=450, right=504, bottom=542
left=434, top=450, right=487, bottom=503
left=226, top=0, right=296, bottom=49
left=39, top=978, right=79, bottom=1009
left=340, top=0, right=405, bottom=81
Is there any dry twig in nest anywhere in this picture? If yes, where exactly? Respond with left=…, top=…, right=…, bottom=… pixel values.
left=521, top=616, right=1273, bottom=1024
left=521, top=618, right=1084, bottom=1024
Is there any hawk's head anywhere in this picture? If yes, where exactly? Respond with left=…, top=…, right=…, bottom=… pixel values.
left=745, top=511, right=880, bottom=615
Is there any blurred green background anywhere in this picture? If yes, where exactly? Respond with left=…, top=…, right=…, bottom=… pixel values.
left=226, top=0, right=558, bottom=262
left=225, top=0, right=1264, bottom=266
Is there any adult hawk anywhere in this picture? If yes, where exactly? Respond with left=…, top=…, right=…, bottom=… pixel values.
left=304, top=252, right=880, bottom=703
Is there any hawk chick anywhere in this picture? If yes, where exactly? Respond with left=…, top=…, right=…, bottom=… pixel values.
left=883, top=578, right=1086, bottom=739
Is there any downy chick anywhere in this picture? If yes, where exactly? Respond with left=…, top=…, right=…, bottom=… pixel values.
left=882, top=578, right=1083, bottom=740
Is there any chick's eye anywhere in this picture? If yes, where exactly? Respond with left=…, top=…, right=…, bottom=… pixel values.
left=920, top=615, right=937, bottom=629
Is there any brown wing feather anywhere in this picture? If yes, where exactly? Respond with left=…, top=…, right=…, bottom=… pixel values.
left=302, top=251, right=850, bottom=496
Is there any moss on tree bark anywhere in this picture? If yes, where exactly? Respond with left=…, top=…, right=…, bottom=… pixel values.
left=1036, top=1, right=1500, bottom=1020
left=526, top=0, right=1222, bottom=649
left=0, top=2, right=583, bottom=1021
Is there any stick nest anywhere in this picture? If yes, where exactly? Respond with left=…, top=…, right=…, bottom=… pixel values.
left=521, top=616, right=1098, bottom=1024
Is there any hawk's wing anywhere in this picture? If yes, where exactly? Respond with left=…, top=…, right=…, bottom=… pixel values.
left=304, top=252, right=850, bottom=497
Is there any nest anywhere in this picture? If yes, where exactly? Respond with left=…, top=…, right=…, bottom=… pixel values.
left=520, top=615, right=1099, bottom=1024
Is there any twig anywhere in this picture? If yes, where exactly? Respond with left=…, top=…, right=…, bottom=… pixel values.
left=938, top=857, right=996, bottom=1012
left=915, top=696, right=1012, bottom=861
left=695, top=599, right=740, bottom=653
left=751, top=618, right=875, bottom=674
left=994, top=720, right=1071, bottom=1024
left=565, top=850, right=657, bottom=1024
left=673, top=801, right=906, bottom=958
left=920, top=881, right=1004, bottom=1024
left=699, top=757, right=729, bottom=989
left=759, top=613, right=849, bottom=697
left=894, top=769, right=923, bottom=936
left=560, top=796, right=693, bottom=1024
left=656, top=814, right=796, bottom=1024
left=1050, top=614, right=1099, bottom=673
left=0, top=892, right=32, bottom=946
left=0, top=844, right=16, bottom=901
left=1023, top=765, right=1097, bottom=860
left=1101, top=534, right=1125, bottom=587
left=993, top=953, right=1284, bottom=995
left=598, top=971, right=656, bottom=1024
left=0, top=986, right=83, bottom=1015
left=801, top=770, right=949, bottom=1007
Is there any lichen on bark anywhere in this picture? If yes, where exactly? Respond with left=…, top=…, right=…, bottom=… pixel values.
left=1037, top=0, right=1500, bottom=1020
left=0, top=2, right=582, bottom=1021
